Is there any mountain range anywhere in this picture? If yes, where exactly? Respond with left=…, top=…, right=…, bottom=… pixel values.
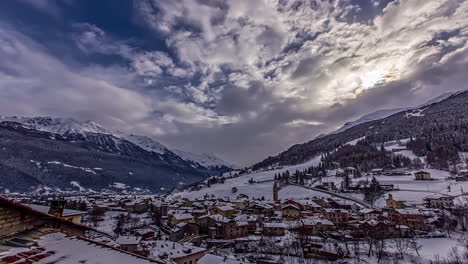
left=2, top=89, right=467, bottom=194
left=253, top=89, right=468, bottom=171
left=0, top=116, right=234, bottom=193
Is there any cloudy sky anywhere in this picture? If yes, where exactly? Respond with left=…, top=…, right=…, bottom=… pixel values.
left=0, top=0, right=467, bottom=166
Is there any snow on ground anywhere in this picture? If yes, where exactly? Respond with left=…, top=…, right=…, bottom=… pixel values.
left=417, top=236, right=462, bottom=262
left=405, top=108, right=428, bottom=118
left=368, top=169, right=468, bottom=206
left=110, top=182, right=130, bottom=189
left=92, top=211, right=125, bottom=235
left=47, top=161, right=98, bottom=175
left=382, top=140, right=426, bottom=163
left=396, top=150, right=425, bottom=161
left=170, top=156, right=326, bottom=200
left=70, top=181, right=86, bottom=192
left=173, top=149, right=237, bottom=169
left=345, top=136, right=366, bottom=146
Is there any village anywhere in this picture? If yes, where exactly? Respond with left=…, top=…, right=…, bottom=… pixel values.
left=1, top=165, right=468, bottom=264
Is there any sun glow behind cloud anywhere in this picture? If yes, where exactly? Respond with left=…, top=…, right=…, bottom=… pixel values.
left=0, top=0, right=467, bottom=165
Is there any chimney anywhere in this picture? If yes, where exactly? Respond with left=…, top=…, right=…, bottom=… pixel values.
left=48, top=200, right=66, bottom=217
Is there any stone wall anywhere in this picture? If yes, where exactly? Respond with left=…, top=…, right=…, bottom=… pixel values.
left=0, top=206, right=46, bottom=239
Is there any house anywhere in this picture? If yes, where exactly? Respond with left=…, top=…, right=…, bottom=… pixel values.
left=170, top=222, right=200, bottom=242
left=116, top=236, right=142, bottom=253
left=460, top=169, right=468, bottom=177
left=210, top=206, right=235, bottom=218
left=151, top=241, right=207, bottom=264
left=234, top=214, right=258, bottom=233
left=415, top=171, right=431, bottom=180
left=344, top=167, right=358, bottom=177
left=300, top=218, right=335, bottom=235
left=23, top=203, right=86, bottom=224
left=245, top=204, right=274, bottom=217
left=281, top=204, right=301, bottom=220
left=283, top=200, right=304, bottom=210
left=456, top=170, right=468, bottom=181
left=371, top=168, right=384, bottom=175
left=197, top=214, right=247, bottom=239
left=360, top=209, right=382, bottom=221
left=0, top=196, right=92, bottom=239
left=386, top=194, right=408, bottom=209
left=351, top=221, right=399, bottom=238
left=321, top=181, right=336, bottom=190
left=388, top=209, right=428, bottom=232
left=295, top=199, right=322, bottom=212
left=134, top=228, right=156, bottom=239
left=170, top=214, right=195, bottom=226
left=323, top=209, right=350, bottom=224
left=0, top=231, right=161, bottom=264
left=302, top=242, right=348, bottom=261
left=198, top=254, right=248, bottom=264
left=0, top=197, right=161, bottom=264
left=122, top=200, right=149, bottom=213
left=423, top=195, right=455, bottom=209
left=263, top=222, right=286, bottom=236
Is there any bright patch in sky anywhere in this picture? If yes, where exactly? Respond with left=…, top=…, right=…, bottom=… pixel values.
left=0, top=0, right=467, bottom=165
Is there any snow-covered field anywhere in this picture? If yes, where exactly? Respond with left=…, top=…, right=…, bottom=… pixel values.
left=170, top=156, right=330, bottom=200
left=363, top=169, right=468, bottom=207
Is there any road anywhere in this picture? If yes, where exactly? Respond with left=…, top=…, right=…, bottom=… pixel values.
left=288, top=183, right=378, bottom=209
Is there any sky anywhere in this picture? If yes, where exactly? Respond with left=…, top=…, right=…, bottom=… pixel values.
left=0, top=0, right=467, bottom=166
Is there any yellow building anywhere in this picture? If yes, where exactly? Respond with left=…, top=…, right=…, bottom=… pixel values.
left=386, top=194, right=407, bottom=209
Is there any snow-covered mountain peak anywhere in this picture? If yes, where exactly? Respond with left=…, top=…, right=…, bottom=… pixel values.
left=0, top=116, right=111, bottom=136
left=173, top=149, right=237, bottom=169
left=124, top=134, right=168, bottom=155
left=0, top=115, right=235, bottom=170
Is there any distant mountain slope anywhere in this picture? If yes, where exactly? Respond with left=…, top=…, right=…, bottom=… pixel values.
left=253, top=89, right=468, bottom=171
left=172, top=149, right=237, bottom=170
left=0, top=116, right=234, bottom=193
left=330, top=108, right=408, bottom=135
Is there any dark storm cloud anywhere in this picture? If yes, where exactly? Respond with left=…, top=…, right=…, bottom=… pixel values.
left=0, top=0, right=467, bottom=166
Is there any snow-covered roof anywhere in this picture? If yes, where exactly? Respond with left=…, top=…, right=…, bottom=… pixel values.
left=23, top=203, right=86, bottom=216
left=296, top=199, right=322, bottom=208
left=263, top=222, right=286, bottom=228
left=301, top=218, right=334, bottom=226
left=281, top=204, right=300, bottom=210
left=236, top=221, right=248, bottom=226
left=210, top=214, right=231, bottom=223
left=234, top=214, right=257, bottom=222
left=0, top=232, right=159, bottom=264
left=150, top=241, right=206, bottom=262
left=216, top=205, right=235, bottom=211
left=116, top=236, right=142, bottom=245
left=198, top=254, right=248, bottom=264
left=172, top=213, right=194, bottom=220
left=359, top=209, right=382, bottom=214
left=396, top=208, right=422, bottom=215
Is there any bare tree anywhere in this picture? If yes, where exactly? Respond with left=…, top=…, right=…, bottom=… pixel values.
left=391, top=236, right=410, bottom=260
left=374, top=237, right=387, bottom=262
left=89, top=207, right=106, bottom=227
left=408, top=235, right=422, bottom=257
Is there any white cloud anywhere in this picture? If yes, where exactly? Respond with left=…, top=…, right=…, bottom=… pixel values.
left=1, top=0, right=468, bottom=165
left=132, top=0, right=468, bottom=164
left=0, top=24, right=151, bottom=128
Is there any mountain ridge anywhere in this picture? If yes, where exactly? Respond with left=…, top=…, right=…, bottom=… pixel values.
left=0, top=116, right=235, bottom=194
left=253, top=88, right=468, bottom=171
